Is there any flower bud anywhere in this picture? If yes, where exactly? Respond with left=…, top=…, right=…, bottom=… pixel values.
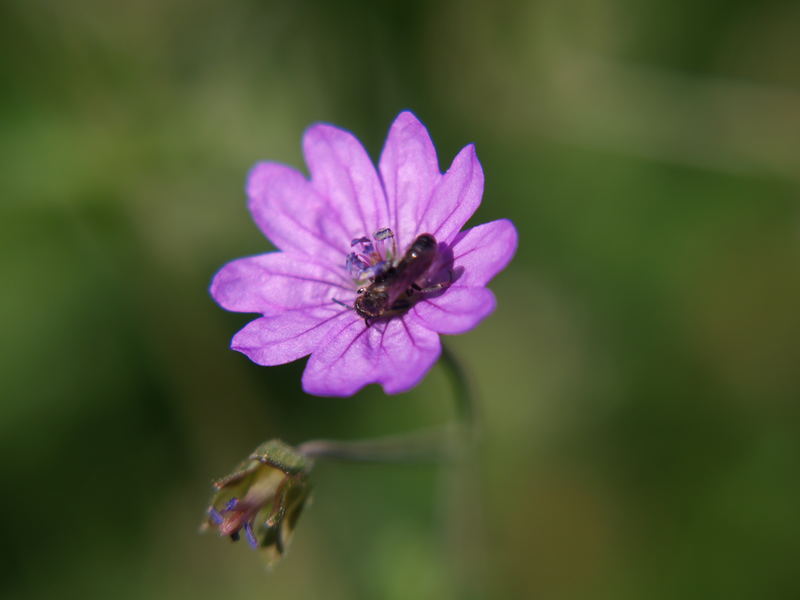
left=201, top=439, right=312, bottom=567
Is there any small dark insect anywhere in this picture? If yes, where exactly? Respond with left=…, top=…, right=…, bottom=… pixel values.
left=351, top=233, right=449, bottom=326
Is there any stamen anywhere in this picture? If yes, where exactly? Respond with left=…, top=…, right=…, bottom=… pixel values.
left=345, top=228, right=397, bottom=285
left=346, top=252, right=370, bottom=279
left=350, top=236, right=374, bottom=255
left=224, top=498, right=239, bottom=511
left=244, top=522, right=259, bottom=548
left=373, top=228, right=393, bottom=241
left=373, top=228, right=397, bottom=262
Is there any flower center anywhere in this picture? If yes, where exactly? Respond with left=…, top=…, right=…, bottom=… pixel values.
left=208, top=497, right=260, bottom=547
left=345, top=227, right=398, bottom=285
left=339, top=229, right=449, bottom=325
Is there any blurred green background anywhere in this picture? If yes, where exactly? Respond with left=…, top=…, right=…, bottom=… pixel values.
left=2, top=1, right=799, bottom=598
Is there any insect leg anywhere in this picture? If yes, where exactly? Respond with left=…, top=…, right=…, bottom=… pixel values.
left=333, top=298, right=355, bottom=311
left=415, top=269, right=454, bottom=296
left=388, top=298, right=412, bottom=312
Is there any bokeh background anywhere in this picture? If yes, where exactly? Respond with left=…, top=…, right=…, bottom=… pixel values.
left=2, top=1, right=799, bottom=598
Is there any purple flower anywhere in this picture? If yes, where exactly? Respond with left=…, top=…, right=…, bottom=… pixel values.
left=211, top=111, right=517, bottom=396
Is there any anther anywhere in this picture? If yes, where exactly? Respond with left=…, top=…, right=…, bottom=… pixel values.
left=373, top=228, right=394, bottom=241
left=373, top=227, right=397, bottom=262
left=346, top=252, right=370, bottom=278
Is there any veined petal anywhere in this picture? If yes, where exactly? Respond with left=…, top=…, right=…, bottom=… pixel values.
left=303, top=123, right=389, bottom=241
left=210, top=252, right=353, bottom=316
left=232, top=308, right=350, bottom=366
left=212, top=113, right=516, bottom=398
left=412, top=287, right=496, bottom=334
left=247, top=162, right=349, bottom=264
left=418, top=144, right=484, bottom=245
left=378, top=111, right=441, bottom=252
left=450, top=219, right=518, bottom=287
left=302, top=317, right=441, bottom=396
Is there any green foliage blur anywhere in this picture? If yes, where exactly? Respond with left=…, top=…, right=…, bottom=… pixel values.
left=2, top=1, right=799, bottom=598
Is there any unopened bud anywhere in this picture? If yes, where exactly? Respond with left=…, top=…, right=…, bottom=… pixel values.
left=200, top=440, right=312, bottom=567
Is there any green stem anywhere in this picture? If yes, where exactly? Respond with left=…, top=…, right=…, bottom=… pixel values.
left=440, top=343, right=475, bottom=434
left=296, top=426, right=456, bottom=462
left=297, top=343, right=474, bottom=462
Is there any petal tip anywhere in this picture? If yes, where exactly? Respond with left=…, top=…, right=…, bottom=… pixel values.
left=391, top=109, right=427, bottom=131
left=208, top=261, right=245, bottom=312
left=245, top=161, right=270, bottom=197
left=461, top=142, right=479, bottom=161
left=231, top=338, right=263, bottom=365
left=497, top=218, right=520, bottom=252
left=379, top=353, right=442, bottom=395
left=300, top=375, right=364, bottom=398
left=447, top=143, right=482, bottom=178
left=245, top=161, right=307, bottom=205
left=302, top=121, right=356, bottom=147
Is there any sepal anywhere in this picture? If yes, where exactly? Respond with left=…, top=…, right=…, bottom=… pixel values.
left=201, top=440, right=312, bottom=567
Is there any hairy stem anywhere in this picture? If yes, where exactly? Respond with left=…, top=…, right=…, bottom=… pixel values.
left=297, top=426, right=456, bottom=462
left=297, top=343, right=474, bottom=462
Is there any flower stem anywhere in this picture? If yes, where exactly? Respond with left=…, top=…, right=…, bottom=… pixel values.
left=296, top=426, right=455, bottom=462
left=438, top=345, right=487, bottom=598
left=297, top=343, right=475, bottom=462
left=440, top=343, right=476, bottom=435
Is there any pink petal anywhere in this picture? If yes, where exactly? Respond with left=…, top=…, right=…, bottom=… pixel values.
left=303, top=123, right=390, bottom=241
left=247, top=162, right=350, bottom=265
left=417, top=144, right=484, bottom=245
left=378, top=111, right=441, bottom=252
left=449, top=219, right=518, bottom=287
left=210, top=252, right=353, bottom=316
left=302, top=316, right=441, bottom=396
left=412, top=287, right=496, bottom=334
left=232, top=308, right=350, bottom=366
